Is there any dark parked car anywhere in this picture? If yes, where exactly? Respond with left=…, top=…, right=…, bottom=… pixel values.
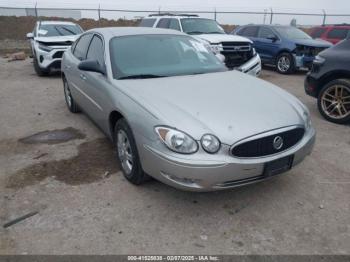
left=305, top=39, right=350, bottom=124
left=310, top=24, right=350, bottom=45
left=233, top=25, right=332, bottom=74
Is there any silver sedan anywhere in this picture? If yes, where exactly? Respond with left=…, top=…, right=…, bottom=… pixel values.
left=62, top=27, right=316, bottom=192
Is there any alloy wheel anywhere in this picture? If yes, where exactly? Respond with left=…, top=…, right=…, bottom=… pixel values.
left=277, top=56, right=291, bottom=73
left=321, top=84, right=350, bottom=120
left=117, top=130, right=133, bottom=175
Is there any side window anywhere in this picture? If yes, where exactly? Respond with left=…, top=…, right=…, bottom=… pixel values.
left=73, top=34, right=93, bottom=60
left=139, top=18, right=156, bottom=27
left=238, top=26, right=258, bottom=37
left=327, top=28, right=349, bottom=39
left=311, top=28, right=327, bottom=38
left=156, top=18, right=171, bottom=29
left=86, top=35, right=105, bottom=66
left=169, top=19, right=181, bottom=31
left=258, top=27, right=275, bottom=39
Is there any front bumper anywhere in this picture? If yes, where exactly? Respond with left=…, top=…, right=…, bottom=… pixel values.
left=236, top=54, right=262, bottom=77
left=304, top=73, right=320, bottom=98
left=141, top=126, right=316, bottom=192
left=35, top=46, right=69, bottom=70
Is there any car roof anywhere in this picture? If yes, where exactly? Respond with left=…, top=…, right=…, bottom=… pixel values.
left=145, top=14, right=202, bottom=19
left=38, top=21, right=77, bottom=25
left=86, top=27, right=187, bottom=37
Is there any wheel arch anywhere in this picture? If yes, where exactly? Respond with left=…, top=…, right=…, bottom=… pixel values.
left=317, top=70, right=350, bottom=95
left=109, top=110, right=126, bottom=141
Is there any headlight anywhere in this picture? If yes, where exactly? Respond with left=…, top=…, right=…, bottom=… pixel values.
left=201, top=134, right=221, bottom=154
left=302, top=110, right=312, bottom=130
left=155, top=126, right=198, bottom=154
left=252, top=47, right=257, bottom=56
left=38, top=43, right=53, bottom=52
left=313, top=55, right=325, bottom=65
left=209, top=44, right=223, bottom=55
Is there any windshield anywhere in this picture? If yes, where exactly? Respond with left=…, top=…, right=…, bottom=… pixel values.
left=274, top=26, right=311, bottom=40
left=180, top=18, right=225, bottom=35
left=38, top=24, right=83, bottom=37
left=110, top=35, right=226, bottom=80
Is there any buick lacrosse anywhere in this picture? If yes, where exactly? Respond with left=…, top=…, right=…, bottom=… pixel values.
left=62, top=27, right=315, bottom=191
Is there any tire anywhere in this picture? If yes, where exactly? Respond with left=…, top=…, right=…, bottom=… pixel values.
left=276, top=52, right=295, bottom=74
left=114, top=119, right=149, bottom=185
left=33, top=55, right=49, bottom=76
left=63, top=77, right=80, bottom=113
left=317, top=79, right=350, bottom=124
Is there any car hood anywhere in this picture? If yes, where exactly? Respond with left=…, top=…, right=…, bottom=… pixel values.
left=294, top=38, right=332, bottom=48
left=34, top=35, right=79, bottom=44
left=194, top=34, right=252, bottom=44
left=116, top=71, right=306, bottom=145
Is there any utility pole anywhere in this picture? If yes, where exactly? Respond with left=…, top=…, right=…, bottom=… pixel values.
left=270, top=8, right=273, bottom=24
left=263, top=9, right=267, bottom=24
left=322, top=9, right=327, bottom=25
left=214, top=8, right=217, bottom=21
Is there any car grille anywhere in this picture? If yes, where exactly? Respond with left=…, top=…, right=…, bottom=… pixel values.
left=53, top=51, right=64, bottom=59
left=220, top=42, right=254, bottom=69
left=231, top=128, right=305, bottom=158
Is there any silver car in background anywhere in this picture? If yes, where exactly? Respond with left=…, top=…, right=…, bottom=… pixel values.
left=62, top=27, right=315, bottom=192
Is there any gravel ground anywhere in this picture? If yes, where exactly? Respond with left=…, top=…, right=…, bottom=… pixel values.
left=0, top=58, right=349, bottom=255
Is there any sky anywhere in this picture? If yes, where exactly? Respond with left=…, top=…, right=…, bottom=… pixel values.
left=1, top=0, right=350, bottom=25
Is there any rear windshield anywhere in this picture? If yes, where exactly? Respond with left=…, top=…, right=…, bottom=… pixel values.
left=38, top=24, right=83, bottom=37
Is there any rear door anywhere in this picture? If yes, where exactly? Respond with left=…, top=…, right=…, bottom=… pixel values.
left=255, top=26, right=281, bottom=61
left=66, top=33, right=93, bottom=111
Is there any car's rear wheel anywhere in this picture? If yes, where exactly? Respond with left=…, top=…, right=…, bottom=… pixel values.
left=276, top=52, right=295, bottom=74
left=63, top=77, right=80, bottom=113
left=33, top=56, right=49, bottom=76
left=317, top=79, right=350, bottom=124
left=114, top=119, right=149, bottom=185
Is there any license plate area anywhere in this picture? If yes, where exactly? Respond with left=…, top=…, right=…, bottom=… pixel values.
left=263, top=155, right=294, bottom=177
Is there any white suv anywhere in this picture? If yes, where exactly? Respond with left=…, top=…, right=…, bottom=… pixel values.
left=139, top=14, right=261, bottom=76
left=26, top=21, right=83, bottom=76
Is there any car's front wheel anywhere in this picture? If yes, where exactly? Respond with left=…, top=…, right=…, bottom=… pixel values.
left=114, top=119, right=149, bottom=185
left=276, top=52, right=295, bottom=74
left=63, top=77, right=80, bottom=113
left=318, top=79, right=350, bottom=124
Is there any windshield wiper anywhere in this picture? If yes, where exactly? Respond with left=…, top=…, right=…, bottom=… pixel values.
left=54, top=26, right=64, bottom=36
left=60, top=26, right=77, bottom=35
left=118, top=74, right=166, bottom=80
left=186, top=31, right=205, bottom=35
left=207, top=31, right=225, bottom=34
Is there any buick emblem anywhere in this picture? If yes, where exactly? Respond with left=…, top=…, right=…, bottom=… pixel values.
left=273, top=136, right=283, bottom=150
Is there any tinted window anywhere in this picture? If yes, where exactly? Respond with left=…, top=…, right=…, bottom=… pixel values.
left=259, top=27, right=275, bottom=38
left=311, top=28, right=327, bottom=38
left=38, top=24, right=83, bottom=37
left=87, top=35, right=104, bottom=66
left=238, top=26, right=259, bottom=37
left=139, top=18, right=156, bottom=27
left=327, top=28, right=349, bottom=39
left=169, top=19, right=181, bottom=31
left=180, top=18, right=225, bottom=35
left=109, top=35, right=226, bottom=79
left=156, top=18, right=171, bottom=28
left=73, top=34, right=93, bottom=60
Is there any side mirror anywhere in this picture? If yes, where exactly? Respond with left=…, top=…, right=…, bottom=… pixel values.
left=78, top=59, right=106, bottom=75
left=26, top=32, right=34, bottom=39
left=267, top=35, right=278, bottom=42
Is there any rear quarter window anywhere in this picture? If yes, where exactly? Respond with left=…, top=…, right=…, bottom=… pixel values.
left=327, top=28, right=349, bottom=39
left=139, top=18, right=156, bottom=27
left=311, top=28, right=327, bottom=38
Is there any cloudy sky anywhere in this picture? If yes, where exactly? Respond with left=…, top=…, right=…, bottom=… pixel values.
left=1, top=0, right=350, bottom=25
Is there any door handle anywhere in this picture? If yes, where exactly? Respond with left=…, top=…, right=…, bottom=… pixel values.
left=80, top=74, right=87, bottom=81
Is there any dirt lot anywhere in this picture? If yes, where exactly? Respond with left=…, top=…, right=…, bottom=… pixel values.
left=0, top=58, right=349, bottom=255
